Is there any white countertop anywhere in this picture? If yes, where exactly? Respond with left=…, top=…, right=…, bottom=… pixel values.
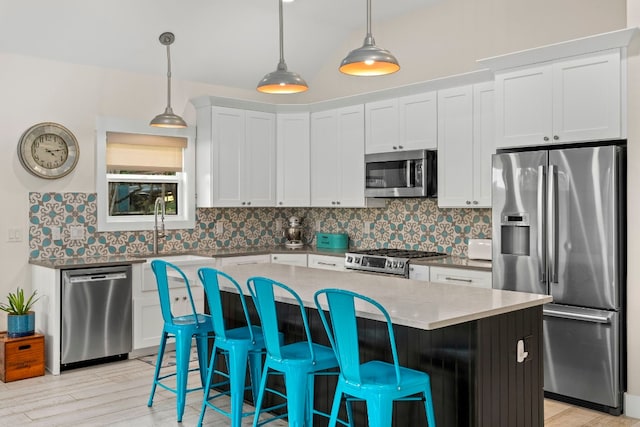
left=178, top=263, right=551, bottom=331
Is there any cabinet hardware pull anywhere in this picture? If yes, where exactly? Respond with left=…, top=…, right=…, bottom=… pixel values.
left=18, top=345, right=31, bottom=351
left=553, top=135, right=559, bottom=140
left=392, top=146, right=397, bottom=150
left=466, top=200, right=471, bottom=205
left=473, top=200, right=478, bottom=205
left=318, top=262, right=336, bottom=267
left=398, top=145, right=403, bottom=149
left=445, top=276, right=473, bottom=283
left=544, top=136, right=549, bottom=141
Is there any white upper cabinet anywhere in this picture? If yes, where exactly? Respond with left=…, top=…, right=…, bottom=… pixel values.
left=276, top=113, right=310, bottom=207
left=196, top=106, right=276, bottom=207
left=365, top=92, right=437, bottom=154
left=437, top=82, right=495, bottom=208
left=310, top=105, right=366, bottom=207
left=495, top=49, right=622, bottom=148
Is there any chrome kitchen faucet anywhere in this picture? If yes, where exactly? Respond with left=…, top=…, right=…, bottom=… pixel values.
left=153, top=196, right=166, bottom=254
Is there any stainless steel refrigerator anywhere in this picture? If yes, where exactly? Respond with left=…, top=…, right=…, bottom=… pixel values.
left=492, top=144, right=626, bottom=414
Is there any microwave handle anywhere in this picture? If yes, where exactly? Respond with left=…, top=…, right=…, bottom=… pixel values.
left=406, top=160, right=412, bottom=188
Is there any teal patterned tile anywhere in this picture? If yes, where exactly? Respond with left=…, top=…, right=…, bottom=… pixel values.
left=28, top=193, right=492, bottom=259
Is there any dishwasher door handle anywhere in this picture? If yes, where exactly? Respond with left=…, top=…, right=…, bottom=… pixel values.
left=68, top=273, right=128, bottom=283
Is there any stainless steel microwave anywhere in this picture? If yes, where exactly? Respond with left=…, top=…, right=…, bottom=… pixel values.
left=364, top=149, right=437, bottom=198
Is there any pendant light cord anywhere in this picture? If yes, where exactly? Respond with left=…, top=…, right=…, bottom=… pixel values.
left=366, top=0, right=372, bottom=38
left=278, top=0, right=286, bottom=67
left=165, top=43, right=173, bottom=111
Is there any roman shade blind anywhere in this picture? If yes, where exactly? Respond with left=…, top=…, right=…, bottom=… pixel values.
left=106, top=132, right=187, bottom=173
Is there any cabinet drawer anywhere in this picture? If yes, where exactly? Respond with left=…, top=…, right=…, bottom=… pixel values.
left=0, top=333, right=45, bottom=382
left=271, top=253, right=307, bottom=267
left=430, top=267, right=492, bottom=288
left=217, top=254, right=270, bottom=267
left=308, top=254, right=345, bottom=271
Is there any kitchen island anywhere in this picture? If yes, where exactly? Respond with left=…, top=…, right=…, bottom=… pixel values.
left=186, top=263, right=551, bottom=427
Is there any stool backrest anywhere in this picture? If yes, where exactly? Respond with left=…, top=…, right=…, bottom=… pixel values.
left=314, top=288, right=402, bottom=387
left=198, top=267, right=256, bottom=342
left=150, top=259, right=200, bottom=326
left=247, top=276, right=315, bottom=362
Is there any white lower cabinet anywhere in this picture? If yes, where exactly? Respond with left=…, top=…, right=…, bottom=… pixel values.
left=271, top=253, right=308, bottom=267
left=408, top=264, right=430, bottom=281
left=308, top=254, right=346, bottom=271
left=133, top=256, right=216, bottom=351
left=429, top=267, right=492, bottom=289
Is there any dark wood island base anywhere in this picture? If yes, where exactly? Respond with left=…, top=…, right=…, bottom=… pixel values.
left=219, top=291, right=543, bottom=427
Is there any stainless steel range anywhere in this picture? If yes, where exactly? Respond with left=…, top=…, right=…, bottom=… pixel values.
left=344, top=249, right=447, bottom=277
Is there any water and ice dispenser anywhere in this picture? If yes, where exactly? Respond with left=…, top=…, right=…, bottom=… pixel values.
left=500, top=213, right=530, bottom=256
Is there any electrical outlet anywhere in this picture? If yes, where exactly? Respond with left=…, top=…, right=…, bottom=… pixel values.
left=275, top=219, right=283, bottom=231
left=363, top=221, right=371, bottom=236
left=216, top=221, right=224, bottom=235
left=315, top=220, right=321, bottom=230
left=51, top=226, right=61, bottom=241
left=70, top=225, right=84, bottom=240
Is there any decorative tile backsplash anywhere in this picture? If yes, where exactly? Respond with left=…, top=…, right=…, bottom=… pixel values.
left=29, top=192, right=491, bottom=259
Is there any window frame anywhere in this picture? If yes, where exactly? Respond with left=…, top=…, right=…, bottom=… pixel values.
left=96, top=116, right=196, bottom=232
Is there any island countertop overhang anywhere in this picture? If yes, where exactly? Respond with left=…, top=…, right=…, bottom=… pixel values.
left=179, top=263, right=551, bottom=331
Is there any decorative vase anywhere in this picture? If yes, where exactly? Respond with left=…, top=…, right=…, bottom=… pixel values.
left=7, top=311, right=35, bottom=338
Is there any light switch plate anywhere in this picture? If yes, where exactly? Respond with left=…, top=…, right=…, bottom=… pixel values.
left=51, top=226, right=61, bottom=241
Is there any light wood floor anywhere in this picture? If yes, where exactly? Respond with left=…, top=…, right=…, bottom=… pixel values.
left=0, top=357, right=638, bottom=426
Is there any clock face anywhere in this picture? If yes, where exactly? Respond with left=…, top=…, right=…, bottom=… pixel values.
left=18, top=122, right=79, bottom=179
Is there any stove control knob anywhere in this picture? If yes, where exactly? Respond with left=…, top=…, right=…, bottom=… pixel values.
left=355, top=257, right=361, bottom=264
left=398, top=261, right=404, bottom=269
left=346, top=256, right=353, bottom=263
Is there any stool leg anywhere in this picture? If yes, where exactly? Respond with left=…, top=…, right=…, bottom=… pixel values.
left=252, top=362, right=271, bottom=427
left=423, top=383, right=436, bottom=427
left=247, top=350, right=263, bottom=404
left=228, top=344, right=251, bottom=427
left=198, top=342, right=220, bottom=427
left=305, top=374, right=316, bottom=427
left=175, top=331, right=192, bottom=423
left=284, top=370, right=309, bottom=427
left=147, top=331, right=168, bottom=407
left=195, top=332, right=210, bottom=387
left=366, top=395, right=393, bottom=427
left=328, top=382, right=345, bottom=427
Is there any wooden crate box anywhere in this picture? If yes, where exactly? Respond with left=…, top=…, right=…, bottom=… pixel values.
left=0, top=332, right=45, bottom=382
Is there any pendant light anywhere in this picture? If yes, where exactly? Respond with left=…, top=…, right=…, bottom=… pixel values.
left=150, top=32, right=187, bottom=128
left=339, top=0, right=400, bottom=76
left=257, top=0, right=308, bottom=94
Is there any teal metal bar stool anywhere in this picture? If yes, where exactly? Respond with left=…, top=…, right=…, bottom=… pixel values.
left=197, top=267, right=274, bottom=427
left=247, top=276, right=344, bottom=427
left=147, top=260, right=214, bottom=423
left=314, top=288, right=437, bottom=427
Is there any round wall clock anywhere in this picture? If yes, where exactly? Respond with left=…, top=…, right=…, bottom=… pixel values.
left=17, top=122, right=79, bottom=179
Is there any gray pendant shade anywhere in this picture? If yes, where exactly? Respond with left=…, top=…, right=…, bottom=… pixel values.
left=257, top=0, right=308, bottom=94
left=150, top=32, right=187, bottom=128
left=340, top=0, right=400, bottom=76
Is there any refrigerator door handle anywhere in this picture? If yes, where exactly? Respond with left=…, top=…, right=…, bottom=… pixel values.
left=543, top=308, right=612, bottom=324
left=537, top=165, right=547, bottom=283
left=548, top=164, right=559, bottom=284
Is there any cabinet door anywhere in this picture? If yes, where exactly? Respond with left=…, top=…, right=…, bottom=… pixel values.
left=437, top=85, right=474, bottom=207
left=495, top=65, right=553, bottom=148
left=430, top=267, right=492, bottom=288
left=277, top=113, right=310, bottom=207
left=472, top=82, right=495, bottom=207
left=337, top=105, right=365, bottom=207
left=552, top=49, right=621, bottom=143
left=365, top=99, right=398, bottom=154
left=310, top=111, right=340, bottom=207
left=244, top=111, right=276, bottom=207
left=212, top=107, right=245, bottom=206
left=399, top=92, right=437, bottom=150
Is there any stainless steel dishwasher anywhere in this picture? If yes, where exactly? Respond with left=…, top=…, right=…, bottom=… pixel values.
left=61, top=265, right=132, bottom=369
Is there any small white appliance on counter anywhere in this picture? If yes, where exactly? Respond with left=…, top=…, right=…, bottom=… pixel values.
left=467, top=239, right=492, bottom=260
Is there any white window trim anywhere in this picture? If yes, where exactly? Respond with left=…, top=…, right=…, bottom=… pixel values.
left=96, top=116, right=196, bottom=232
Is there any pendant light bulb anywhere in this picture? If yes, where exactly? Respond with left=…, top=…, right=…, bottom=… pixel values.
left=339, top=0, right=400, bottom=76
left=257, top=0, right=308, bottom=94
left=150, top=32, right=187, bottom=128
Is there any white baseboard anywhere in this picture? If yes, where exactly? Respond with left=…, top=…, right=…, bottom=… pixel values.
left=625, top=392, right=640, bottom=418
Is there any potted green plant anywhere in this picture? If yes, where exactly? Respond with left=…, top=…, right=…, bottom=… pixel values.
left=0, top=288, right=39, bottom=338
